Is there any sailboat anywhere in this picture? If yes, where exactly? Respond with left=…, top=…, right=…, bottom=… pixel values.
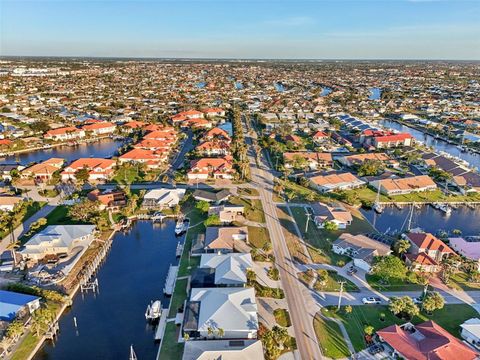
left=373, top=185, right=383, bottom=214
left=129, top=345, right=137, bottom=360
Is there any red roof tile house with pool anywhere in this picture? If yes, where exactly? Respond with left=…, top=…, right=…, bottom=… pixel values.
left=377, top=320, right=478, bottom=360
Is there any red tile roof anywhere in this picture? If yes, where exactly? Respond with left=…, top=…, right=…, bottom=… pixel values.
left=407, top=233, right=454, bottom=254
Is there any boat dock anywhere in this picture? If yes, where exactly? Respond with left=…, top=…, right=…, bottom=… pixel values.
left=163, top=265, right=179, bottom=296
left=154, top=310, right=169, bottom=341
left=175, top=242, right=183, bottom=257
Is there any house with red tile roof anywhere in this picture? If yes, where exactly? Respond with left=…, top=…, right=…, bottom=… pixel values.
left=45, top=127, right=85, bottom=141
left=187, top=157, right=234, bottom=180
left=82, top=121, right=116, bottom=135
left=61, top=158, right=116, bottom=182
left=143, top=129, right=177, bottom=141
left=182, top=118, right=212, bottom=129
left=87, top=189, right=127, bottom=211
left=133, top=139, right=172, bottom=152
left=312, top=131, right=328, bottom=144
left=404, top=232, right=455, bottom=272
left=196, top=140, right=231, bottom=156
left=122, top=121, right=146, bottom=131
left=205, top=127, right=231, bottom=142
left=377, top=320, right=478, bottom=360
left=202, top=108, right=225, bottom=117
left=21, top=158, right=64, bottom=182
left=118, top=148, right=166, bottom=168
left=309, top=171, right=365, bottom=193
left=171, top=110, right=204, bottom=124
left=283, top=152, right=333, bottom=170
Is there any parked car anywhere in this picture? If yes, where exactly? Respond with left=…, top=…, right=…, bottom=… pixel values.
left=362, top=297, right=382, bottom=304
left=347, top=266, right=358, bottom=276
left=368, top=344, right=384, bottom=355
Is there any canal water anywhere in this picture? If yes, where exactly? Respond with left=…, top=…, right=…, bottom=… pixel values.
left=0, top=139, right=124, bottom=166
left=34, top=220, right=181, bottom=360
left=362, top=205, right=480, bottom=237
left=379, top=119, right=480, bottom=170
left=369, top=87, right=381, bottom=100
left=320, top=87, right=332, bottom=96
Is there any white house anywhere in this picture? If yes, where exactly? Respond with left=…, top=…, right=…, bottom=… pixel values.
left=142, top=188, right=186, bottom=209
left=310, top=203, right=352, bottom=229
left=460, top=318, right=480, bottom=348
left=183, top=287, right=258, bottom=339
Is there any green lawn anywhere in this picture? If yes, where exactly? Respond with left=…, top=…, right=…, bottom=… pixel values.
left=313, top=313, right=351, bottom=359
left=46, top=205, right=81, bottom=225
left=237, top=187, right=260, bottom=197
left=315, top=271, right=359, bottom=292
left=290, top=207, right=374, bottom=265
left=450, top=272, right=480, bottom=291
left=366, top=274, right=424, bottom=292
left=230, top=196, right=265, bottom=223
left=158, top=322, right=184, bottom=360
left=247, top=226, right=271, bottom=250
left=168, top=278, right=189, bottom=318
left=273, top=308, right=292, bottom=327
left=11, top=333, right=38, bottom=360
left=323, top=304, right=478, bottom=351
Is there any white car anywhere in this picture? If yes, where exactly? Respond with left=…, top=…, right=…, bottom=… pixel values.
left=411, top=297, right=422, bottom=304
left=362, top=297, right=382, bottom=304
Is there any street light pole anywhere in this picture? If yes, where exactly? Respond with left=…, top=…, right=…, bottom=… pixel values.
left=337, top=281, right=346, bottom=311
left=305, top=211, right=312, bottom=233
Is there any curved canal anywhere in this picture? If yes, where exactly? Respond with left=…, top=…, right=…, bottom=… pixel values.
left=379, top=119, right=480, bottom=170
left=362, top=205, right=480, bottom=237
left=34, top=220, right=181, bottom=360
left=0, top=139, right=124, bottom=166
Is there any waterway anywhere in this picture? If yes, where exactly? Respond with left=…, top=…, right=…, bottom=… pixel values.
left=320, top=87, right=332, bottom=96
left=362, top=205, right=480, bottom=237
left=34, top=220, right=181, bottom=360
left=274, top=82, right=285, bottom=92
left=379, top=119, right=480, bottom=170
left=369, top=87, right=381, bottom=100
left=234, top=81, right=244, bottom=90
left=0, top=139, right=124, bottom=166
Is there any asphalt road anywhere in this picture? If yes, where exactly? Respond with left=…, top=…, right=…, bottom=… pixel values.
left=245, top=119, right=324, bottom=359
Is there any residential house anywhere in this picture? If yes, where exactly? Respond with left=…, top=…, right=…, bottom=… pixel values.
left=0, top=195, right=23, bottom=211
left=309, top=171, right=365, bottom=193
left=196, top=140, right=231, bottom=156
left=21, top=158, right=64, bottom=182
left=449, top=236, right=480, bottom=271
left=183, top=287, right=258, bottom=339
left=377, top=321, right=478, bottom=360
left=460, top=318, right=480, bottom=349
left=208, top=204, right=244, bottom=224
left=20, top=225, right=96, bottom=261
left=142, top=188, right=186, bottom=209
left=361, top=130, right=413, bottom=149
left=87, top=189, right=127, bottom=211
left=188, top=157, right=235, bottom=180
left=191, top=253, right=253, bottom=288
left=193, top=189, right=232, bottom=204
left=337, top=153, right=398, bottom=168
left=203, top=108, right=226, bottom=118
left=0, top=164, right=25, bottom=181
left=205, top=127, right=231, bottom=142
left=82, top=121, right=116, bottom=136
left=370, top=175, right=437, bottom=196
left=182, top=340, right=264, bottom=360
left=44, top=126, right=85, bottom=141
left=0, top=290, right=41, bottom=321
left=332, top=233, right=391, bottom=272
left=311, top=203, right=352, bottom=229
left=404, top=232, right=455, bottom=272
left=312, top=131, right=329, bottom=144
left=283, top=152, right=333, bottom=170
left=203, top=226, right=248, bottom=253
left=118, top=148, right=165, bottom=168
left=61, top=158, right=116, bottom=182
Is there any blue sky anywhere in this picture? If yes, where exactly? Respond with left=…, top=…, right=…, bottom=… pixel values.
left=1, top=0, right=479, bottom=59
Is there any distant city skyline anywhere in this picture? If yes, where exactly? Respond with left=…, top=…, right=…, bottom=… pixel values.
left=1, top=0, right=479, bottom=60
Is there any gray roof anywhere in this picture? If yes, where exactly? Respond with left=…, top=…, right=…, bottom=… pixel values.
left=22, top=225, right=96, bottom=249
left=183, top=340, right=264, bottom=360
left=200, top=253, right=253, bottom=285
left=193, top=189, right=232, bottom=202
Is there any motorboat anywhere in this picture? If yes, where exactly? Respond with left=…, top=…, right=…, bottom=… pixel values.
left=175, top=217, right=188, bottom=236
left=439, top=204, right=452, bottom=215
left=373, top=202, right=383, bottom=214
left=145, top=300, right=162, bottom=320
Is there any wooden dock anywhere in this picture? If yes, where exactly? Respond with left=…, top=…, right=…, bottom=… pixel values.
left=163, top=265, right=179, bottom=296
left=154, top=310, right=168, bottom=340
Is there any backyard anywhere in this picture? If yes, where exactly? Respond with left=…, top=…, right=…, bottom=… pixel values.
left=313, top=313, right=351, bottom=359
left=230, top=196, right=266, bottom=223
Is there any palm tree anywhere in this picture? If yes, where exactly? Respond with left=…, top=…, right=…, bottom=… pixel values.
left=394, top=239, right=411, bottom=256
left=216, top=328, right=225, bottom=338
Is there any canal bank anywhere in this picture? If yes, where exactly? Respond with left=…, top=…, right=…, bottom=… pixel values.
left=32, top=220, right=182, bottom=360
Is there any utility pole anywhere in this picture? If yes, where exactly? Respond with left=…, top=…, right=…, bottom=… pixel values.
left=305, top=210, right=312, bottom=233
left=337, top=281, right=346, bottom=311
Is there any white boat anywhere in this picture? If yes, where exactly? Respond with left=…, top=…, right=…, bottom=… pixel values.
left=175, top=218, right=187, bottom=236
left=439, top=204, right=452, bottom=215
left=145, top=300, right=162, bottom=320
left=130, top=345, right=137, bottom=360
left=373, top=202, right=383, bottom=214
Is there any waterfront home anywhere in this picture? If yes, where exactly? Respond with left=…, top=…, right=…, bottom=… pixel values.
left=0, top=290, right=41, bottom=321
left=82, top=121, right=116, bottom=136
left=183, top=287, right=258, bottom=339
left=204, top=127, right=231, bottom=142
left=404, top=232, right=455, bottom=273
left=283, top=152, right=333, bottom=170
left=142, top=188, right=186, bottom=209
left=370, top=175, right=437, bottom=196
left=133, top=139, right=172, bottom=152
left=20, top=158, right=64, bottom=182
left=309, top=171, right=365, bottom=193
left=460, top=318, right=480, bottom=349
left=187, top=157, right=235, bottom=180
left=171, top=109, right=204, bottom=124
left=193, top=189, right=232, bottom=204
left=208, top=204, right=244, bottom=224
left=44, top=126, right=85, bottom=141
left=311, top=203, right=352, bottom=229
left=183, top=339, right=264, bottom=360
left=87, top=188, right=127, bottom=211
left=191, top=253, right=253, bottom=287
left=61, top=158, right=116, bottom=182
left=377, top=321, right=478, bottom=360
left=452, top=171, right=480, bottom=194
left=182, top=118, right=212, bottom=129
left=0, top=195, right=23, bottom=212
left=337, top=152, right=397, bottom=168
left=203, top=226, right=248, bottom=253
left=361, top=130, right=413, bottom=149
left=118, top=148, right=165, bottom=168
left=449, top=236, right=480, bottom=270
left=332, top=233, right=391, bottom=272
left=20, top=224, right=96, bottom=261
left=0, top=164, right=25, bottom=181
left=143, top=128, right=177, bottom=141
